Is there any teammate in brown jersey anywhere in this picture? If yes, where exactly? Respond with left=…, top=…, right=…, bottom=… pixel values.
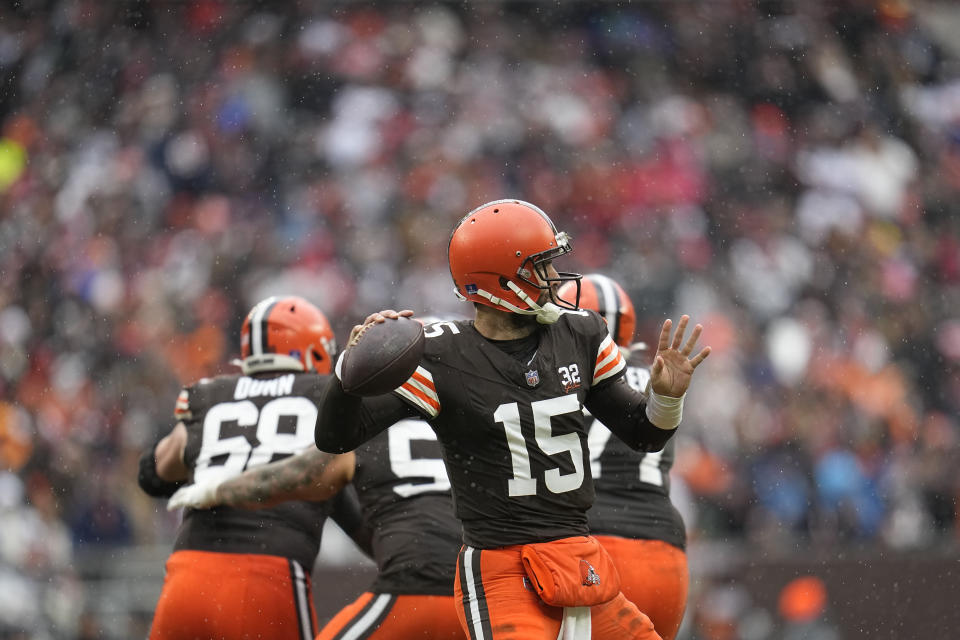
left=168, top=412, right=467, bottom=639
left=560, top=274, right=689, bottom=640
left=314, top=200, right=711, bottom=640
left=137, top=296, right=352, bottom=640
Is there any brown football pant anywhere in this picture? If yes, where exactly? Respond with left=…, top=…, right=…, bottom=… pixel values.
left=149, top=550, right=318, bottom=640
left=316, top=591, right=465, bottom=639
left=454, top=541, right=663, bottom=640
left=594, top=536, right=689, bottom=640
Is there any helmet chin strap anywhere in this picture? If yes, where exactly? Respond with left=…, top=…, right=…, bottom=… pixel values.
left=471, top=280, right=561, bottom=325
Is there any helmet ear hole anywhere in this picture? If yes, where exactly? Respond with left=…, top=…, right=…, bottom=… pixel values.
left=498, top=276, right=511, bottom=291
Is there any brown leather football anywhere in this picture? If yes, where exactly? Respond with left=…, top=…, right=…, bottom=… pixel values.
left=339, top=316, right=425, bottom=396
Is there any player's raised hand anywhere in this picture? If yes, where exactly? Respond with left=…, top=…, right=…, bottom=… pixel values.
left=347, top=309, right=415, bottom=347
left=650, top=315, right=710, bottom=398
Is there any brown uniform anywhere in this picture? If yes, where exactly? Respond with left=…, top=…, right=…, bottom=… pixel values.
left=317, top=419, right=464, bottom=639
left=317, top=314, right=675, bottom=640
left=149, top=372, right=328, bottom=640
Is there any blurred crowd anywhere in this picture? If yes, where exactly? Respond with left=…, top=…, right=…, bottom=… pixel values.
left=1, top=0, right=959, bottom=637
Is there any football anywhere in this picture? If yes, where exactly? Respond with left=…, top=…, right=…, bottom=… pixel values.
left=339, top=316, right=426, bottom=396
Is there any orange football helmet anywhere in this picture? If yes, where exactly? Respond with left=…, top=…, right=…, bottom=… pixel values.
left=448, top=199, right=581, bottom=324
left=558, top=274, right=636, bottom=348
left=240, top=296, right=337, bottom=374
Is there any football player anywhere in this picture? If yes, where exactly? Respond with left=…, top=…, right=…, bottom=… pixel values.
left=315, top=199, right=711, bottom=640
left=559, top=274, right=689, bottom=640
left=137, top=296, right=353, bottom=640
left=167, top=411, right=466, bottom=639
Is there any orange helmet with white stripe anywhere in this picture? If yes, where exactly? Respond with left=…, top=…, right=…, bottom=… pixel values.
left=240, top=296, right=337, bottom=375
left=559, top=274, right=636, bottom=348
left=448, top=199, right=582, bottom=324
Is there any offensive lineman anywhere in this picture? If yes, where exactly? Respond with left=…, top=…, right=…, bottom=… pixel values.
left=138, top=296, right=353, bottom=640
left=314, top=199, right=710, bottom=639
left=168, top=411, right=466, bottom=638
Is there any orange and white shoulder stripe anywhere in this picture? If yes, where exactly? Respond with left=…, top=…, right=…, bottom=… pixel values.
left=173, top=389, right=192, bottom=421
left=593, top=335, right=625, bottom=384
left=394, top=366, right=440, bottom=418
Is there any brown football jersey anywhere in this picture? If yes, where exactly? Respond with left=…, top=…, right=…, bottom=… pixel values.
left=352, top=419, right=461, bottom=595
left=175, top=371, right=330, bottom=570
left=393, top=312, right=626, bottom=549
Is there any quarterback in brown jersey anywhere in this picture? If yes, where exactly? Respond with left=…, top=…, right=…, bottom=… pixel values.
left=560, top=274, right=689, bottom=640
left=315, top=199, right=710, bottom=640
left=138, top=296, right=352, bottom=640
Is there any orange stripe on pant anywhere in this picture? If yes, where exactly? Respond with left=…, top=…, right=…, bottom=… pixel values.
left=316, top=592, right=465, bottom=639
left=148, top=550, right=318, bottom=640
left=454, top=541, right=663, bottom=640
left=594, top=536, right=688, bottom=640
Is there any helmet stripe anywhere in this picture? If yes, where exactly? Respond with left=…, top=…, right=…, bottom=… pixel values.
left=592, top=275, right=622, bottom=346
left=250, top=297, right=278, bottom=357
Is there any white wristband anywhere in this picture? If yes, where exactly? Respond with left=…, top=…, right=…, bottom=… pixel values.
left=645, top=390, right=685, bottom=430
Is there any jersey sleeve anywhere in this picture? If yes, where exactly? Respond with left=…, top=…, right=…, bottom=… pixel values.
left=393, top=366, right=440, bottom=418
left=592, top=334, right=626, bottom=386
left=173, top=387, right=192, bottom=421
left=315, top=377, right=420, bottom=453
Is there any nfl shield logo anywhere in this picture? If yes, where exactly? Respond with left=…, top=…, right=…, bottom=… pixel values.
left=466, top=284, right=478, bottom=295
left=525, top=369, right=540, bottom=387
